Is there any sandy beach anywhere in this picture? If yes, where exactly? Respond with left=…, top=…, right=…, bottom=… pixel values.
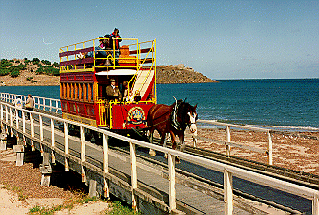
left=0, top=149, right=110, bottom=214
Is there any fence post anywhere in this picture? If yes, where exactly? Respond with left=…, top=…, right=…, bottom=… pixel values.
left=313, top=194, right=319, bottom=215
left=15, top=108, right=19, bottom=129
left=168, top=153, right=176, bottom=211
left=22, top=111, right=25, bottom=134
left=267, top=130, right=273, bottom=165
left=0, top=103, right=3, bottom=122
left=9, top=107, right=13, bottom=136
left=103, top=133, right=109, bottom=199
left=30, top=112, right=35, bottom=150
left=10, top=107, right=13, bottom=127
left=224, top=169, right=233, bottom=215
left=50, top=118, right=55, bottom=163
left=64, top=122, right=69, bottom=171
left=39, top=115, right=43, bottom=142
left=130, top=142, right=137, bottom=211
left=80, top=126, right=86, bottom=182
left=5, top=106, right=8, bottom=123
left=226, top=126, right=231, bottom=157
left=56, top=100, right=59, bottom=112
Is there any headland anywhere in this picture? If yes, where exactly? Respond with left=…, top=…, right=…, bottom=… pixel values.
left=0, top=59, right=216, bottom=86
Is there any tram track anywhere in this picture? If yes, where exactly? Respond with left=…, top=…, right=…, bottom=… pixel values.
left=109, top=142, right=309, bottom=214
left=33, top=107, right=319, bottom=189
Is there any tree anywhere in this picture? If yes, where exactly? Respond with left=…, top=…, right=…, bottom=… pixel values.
left=0, top=68, right=10, bottom=76
left=52, top=62, right=59, bottom=67
left=41, top=60, right=51, bottom=66
left=0, top=59, right=12, bottom=68
left=32, top=58, right=40, bottom=63
left=10, top=70, right=20, bottom=77
left=44, top=66, right=59, bottom=76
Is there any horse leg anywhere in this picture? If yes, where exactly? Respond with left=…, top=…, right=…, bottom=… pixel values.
left=169, top=132, right=180, bottom=163
left=149, top=128, right=156, bottom=156
left=162, top=133, right=168, bottom=158
left=179, top=133, right=186, bottom=152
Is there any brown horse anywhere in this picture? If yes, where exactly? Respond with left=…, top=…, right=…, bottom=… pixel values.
left=147, top=99, right=198, bottom=157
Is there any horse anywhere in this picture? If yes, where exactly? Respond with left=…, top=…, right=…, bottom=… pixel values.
left=147, top=98, right=198, bottom=159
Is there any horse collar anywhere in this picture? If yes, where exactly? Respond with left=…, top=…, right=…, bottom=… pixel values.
left=170, top=102, right=183, bottom=131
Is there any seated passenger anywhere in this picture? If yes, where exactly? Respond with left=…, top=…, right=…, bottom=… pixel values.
left=77, top=37, right=107, bottom=59
left=106, top=79, right=122, bottom=101
left=121, top=81, right=129, bottom=102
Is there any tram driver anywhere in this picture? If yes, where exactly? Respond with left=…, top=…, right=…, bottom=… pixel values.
left=105, top=79, right=122, bottom=101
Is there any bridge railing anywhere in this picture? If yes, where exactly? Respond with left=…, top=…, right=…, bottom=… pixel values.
left=1, top=101, right=318, bottom=214
left=197, top=119, right=274, bottom=165
left=0, top=93, right=61, bottom=113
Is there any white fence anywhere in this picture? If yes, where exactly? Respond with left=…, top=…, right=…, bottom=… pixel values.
left=0, top=93, right=61, bottom=113
left=0, top=95, right=318, bottom=214
left=197, top=119, right=274, bottom=165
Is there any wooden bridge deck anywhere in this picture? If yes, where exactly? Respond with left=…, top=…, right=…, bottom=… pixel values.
left=1, top=113, right=256, bottom=214
left=1, top=95, right=318, bottom=215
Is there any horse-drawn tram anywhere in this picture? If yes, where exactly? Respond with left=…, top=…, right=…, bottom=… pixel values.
left=59, top=37, right=156, bottom=133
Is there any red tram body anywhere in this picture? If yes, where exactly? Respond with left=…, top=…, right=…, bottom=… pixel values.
left=59, top=37, right=157, bottom=131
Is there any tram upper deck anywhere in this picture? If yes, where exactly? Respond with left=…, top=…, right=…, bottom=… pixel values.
left=59, top=37, right=157, bottom=130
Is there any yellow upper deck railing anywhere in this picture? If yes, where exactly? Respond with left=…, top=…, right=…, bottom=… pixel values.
left=59, top=38, right=156, bottom=73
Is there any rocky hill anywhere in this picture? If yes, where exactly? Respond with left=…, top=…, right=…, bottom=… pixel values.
left=157, top=64, right=216, bottom=84
left=0, top=59, right=216, bottom=86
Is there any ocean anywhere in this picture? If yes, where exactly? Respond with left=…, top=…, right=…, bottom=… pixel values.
left=1, top=79, right=318, bottom=130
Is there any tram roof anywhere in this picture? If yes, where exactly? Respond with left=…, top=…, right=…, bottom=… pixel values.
left=95, top=69, right=137, bottom=76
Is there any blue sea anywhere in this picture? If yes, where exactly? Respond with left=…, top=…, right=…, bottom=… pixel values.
left=1, top=79, right=318, bottom=130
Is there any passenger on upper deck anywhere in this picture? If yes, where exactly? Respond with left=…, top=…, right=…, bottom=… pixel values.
left=110, top=28, right=122, bottom=65
left=106, top=79, right=122, bottom=101
left=78, top=37, right=107, bottom=59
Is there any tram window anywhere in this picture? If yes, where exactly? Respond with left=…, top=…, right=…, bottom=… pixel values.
left=72, top=83, right=75, bottom=99
left=67, top=83, right=70, bottom=99
left=63, top=83, right=66, bottom=99
left=79, top=83, right=82, bottom=100
left=75, top=83, right=78, bottom=100
left=90, top=83, right=94, bottom=101
left=87, top=83, right=92, bottom=102
left=86, top=83, right=89, bottom=102
left=83, top=83, right=87, bottom=101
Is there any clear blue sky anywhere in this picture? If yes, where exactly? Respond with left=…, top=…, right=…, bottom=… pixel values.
left=1, top=0, right=318, bottom=80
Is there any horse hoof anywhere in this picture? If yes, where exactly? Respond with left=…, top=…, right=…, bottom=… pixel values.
left=180, top=144, right=186, bottom=151
left=149, top=149, right=156, bottom=156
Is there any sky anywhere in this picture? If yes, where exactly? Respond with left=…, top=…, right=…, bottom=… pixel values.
left=1, top=0, right=319, bottom=80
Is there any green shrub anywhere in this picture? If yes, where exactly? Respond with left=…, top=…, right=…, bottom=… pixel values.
left=53, top=62, right=59, bottom=67
left=108, top=201, right=140, bottom=215
left=24, top=59, right=31, bottom=65
left=26, top=77, right=33, bottom=81
left=10, top=70, right=20, bottom=77
left=44, top=66, right=59, bottom=76
left=0, top=68, right=10, bottom=76
left=17, top=64, right=26, bottom=70
left=35, top=66, right=44, bottom=75
left=0, top=59, right=12, bottom=68
left=32, top=58, right=40, bottom=63
left=41, top=60, right=51, bottom=66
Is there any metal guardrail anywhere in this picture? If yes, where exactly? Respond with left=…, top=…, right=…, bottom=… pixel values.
left=0, top=97, right=319, bottom=214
